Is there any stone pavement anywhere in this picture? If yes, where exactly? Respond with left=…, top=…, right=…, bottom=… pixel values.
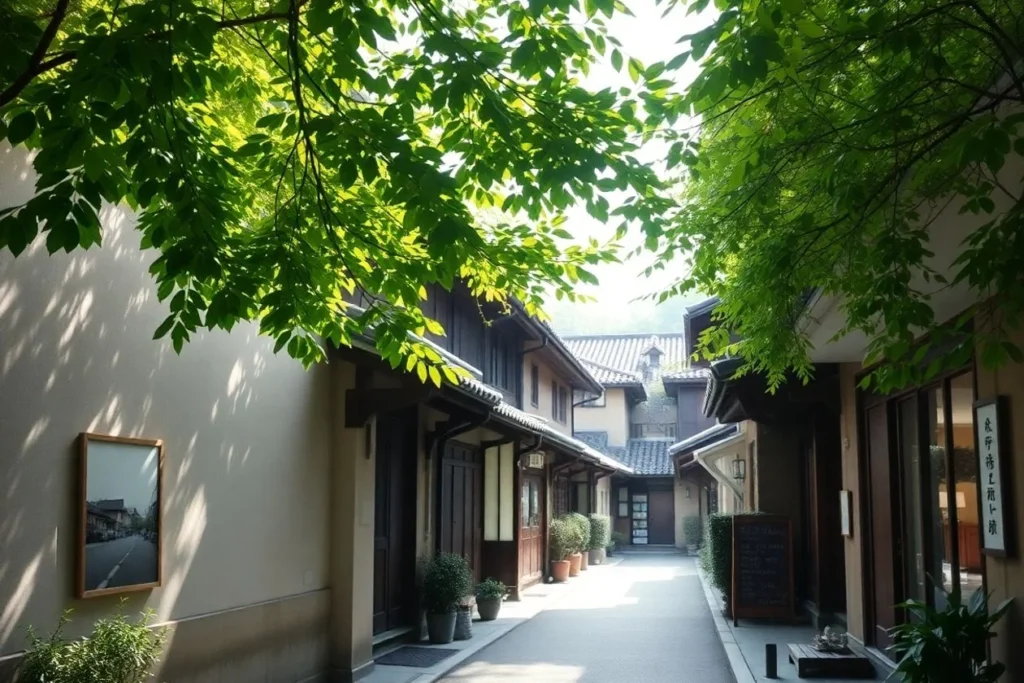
left=696, top=566, right=893, bottom=683
left=434, top=552, right=735, bottom=683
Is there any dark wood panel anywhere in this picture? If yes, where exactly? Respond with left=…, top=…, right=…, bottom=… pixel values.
left=440, top=441, right=483, bottom=580
left=866, top=404, right=899, bottom=648
left=648, top=489, right=675, bottom=545
left=372, top=407, right=417, bottom=635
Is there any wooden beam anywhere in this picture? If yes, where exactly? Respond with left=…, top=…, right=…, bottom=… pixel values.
left=345, top=386, right=433, bottom=427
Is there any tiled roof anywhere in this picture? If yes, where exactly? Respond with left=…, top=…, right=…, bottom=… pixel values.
left=662, top=367, right=711, bottom=382
left=574, top=431, right=610, bottom=451
left=563, top=334, right=687, bottom=377
left=577, top=358, right=643, bottom=386
left=609, top=438, right=676, bottom=476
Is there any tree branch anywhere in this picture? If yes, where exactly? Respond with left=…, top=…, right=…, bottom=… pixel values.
left=1, top=3, right=306, bottom=109
left=1, top=0, right=72, bottom=107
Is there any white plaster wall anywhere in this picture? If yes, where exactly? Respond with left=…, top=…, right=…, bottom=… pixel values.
left=0, top=144, right=331, bottom=655
left=572, top=387, right=628, bottom=447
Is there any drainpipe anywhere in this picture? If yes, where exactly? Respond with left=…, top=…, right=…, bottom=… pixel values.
left=693, top=434, right=747, bottom=509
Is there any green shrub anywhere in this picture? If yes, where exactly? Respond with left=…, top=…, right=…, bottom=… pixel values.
left=683, top=515, right=703, bottom=547
left=610, top=530, right=628, bottom=548
left=549, top=516, right=574, bottom=561
left=699, top=513, right=734, bottom=600
left=588, top=514, right=610, bottom=550
left=567, top=512, right=590, bottom=553
left=475, top=578, right=507, bottom=601
left=421, top=552, right=473, bottom=614
left=19, top=602, right=167, bottom=683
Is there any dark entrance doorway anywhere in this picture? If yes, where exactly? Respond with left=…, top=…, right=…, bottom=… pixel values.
left=520, top=473, right=544, bottom=586
left=439, top=441, right=484, bottom=580
left=648, top=488, right=675, bottom=545
left=866, top=402, right=900, bottom=649
left=373, top=408, right=418, bottom=635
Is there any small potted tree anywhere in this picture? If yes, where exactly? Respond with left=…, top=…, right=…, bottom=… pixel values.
left=421, top=552, right=473, bottom=644
left=889, top=587, right=1012, bottom=682
left=683, top=515, right=703, bottom=555
left=588, top=514, right=610, bottom=565
left=549, top=516, right=572, bottom=582
left=610, top=530, right=628, bottom=555
left=475, top=578, right=507, bottom=621
left=569, top=513, right=591, bottom=571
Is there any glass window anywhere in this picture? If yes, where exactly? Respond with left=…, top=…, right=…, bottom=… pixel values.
left=949, top=372, right=982, bottom=598
left=530, top=364, right=539, bottom=406
left=899, top=397, right=928, bottom=604
left=925, top=386, right=952, bottom=608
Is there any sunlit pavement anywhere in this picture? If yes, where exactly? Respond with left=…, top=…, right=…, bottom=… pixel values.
left=436, top=553, right=735, bottom=683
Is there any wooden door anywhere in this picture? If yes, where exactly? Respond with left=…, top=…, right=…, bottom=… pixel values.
left=519, top=474, right=544, bottom=585
left=440, top=441, right=484, bottom=580
left=648, top=489, right=675, bottom=545
left=372, top=408, right=417, bottom=635
left=866, top=403, right=900, bottom=649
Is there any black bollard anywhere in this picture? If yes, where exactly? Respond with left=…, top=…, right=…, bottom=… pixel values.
left=765, top=643, right=778, bottom=679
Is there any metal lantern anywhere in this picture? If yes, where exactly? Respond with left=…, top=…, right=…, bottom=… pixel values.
left=731, top=455, right=746, bottom=481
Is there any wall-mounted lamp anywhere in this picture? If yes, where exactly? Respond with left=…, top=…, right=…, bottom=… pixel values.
left=731, top=455, right=746, bottom=482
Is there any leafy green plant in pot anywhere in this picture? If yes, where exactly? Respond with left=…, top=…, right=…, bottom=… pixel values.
left=888, top=586, right=1012, bottom=683
left=588, top=514, right=610, bottom=565
left=610, top=530, right=628, bottom=556
left=568, top=513, right=591, bottom=571
left=699, top=513, right=734, bottom=613
left=475, top=578, right=508, bottom=622
left=683, top=515, right=702, bottom=555
left=19, top=601, right=167, bottom=683
left=548, top=517, right=573, bottom=582
left=421, top=552, right=473, bottom=644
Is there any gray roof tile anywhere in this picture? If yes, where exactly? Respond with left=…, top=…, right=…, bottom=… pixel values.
left=577, top=358, right=643, bottom=386
left=563, top=334, right=687, bottom=378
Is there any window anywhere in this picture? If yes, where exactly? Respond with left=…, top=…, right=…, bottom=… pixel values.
left=617, top=486, right=629, bottom=518
left=551, top=381, right=559, bottom=419
left=630, top=423, right=676, bottom=438
left=530, top=364, right=539, bottom=407
left=558, top=386, right=568, bottom=423
left=573, top=389, right=606, bottom=407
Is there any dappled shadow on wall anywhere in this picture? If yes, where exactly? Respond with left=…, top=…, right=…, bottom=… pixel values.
left=0, top=142, right=323, bottom=662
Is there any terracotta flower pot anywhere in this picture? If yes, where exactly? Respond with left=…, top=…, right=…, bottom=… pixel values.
left=551, top=559, right=570, bottom=582
left=568, top=552, right=582, bottom=577
left=580, top=551, right=589, bottom=571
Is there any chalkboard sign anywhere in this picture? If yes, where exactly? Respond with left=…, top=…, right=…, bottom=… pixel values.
left=731, top=514, right=794, bottom=623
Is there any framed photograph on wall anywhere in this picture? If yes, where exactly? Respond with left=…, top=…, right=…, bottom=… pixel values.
left=78, top=433, right=164, bottom=598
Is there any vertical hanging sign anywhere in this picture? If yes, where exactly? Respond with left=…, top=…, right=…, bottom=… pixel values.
left=974, top=396, right=1013, bottom=557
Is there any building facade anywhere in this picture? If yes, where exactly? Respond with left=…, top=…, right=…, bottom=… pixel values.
left=0, top=144, right=630, bottom=683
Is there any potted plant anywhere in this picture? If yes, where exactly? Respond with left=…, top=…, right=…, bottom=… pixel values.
left=421, top=552, right=473, bottom=644
left=611, top=530, right=628, bottom=554
left=588, top=514, right=610, bottom=565
left=569, top=513, right=591, bottom=571
left=683, top=515, right=702, bottom=555
left=889, top=586, right=1012, bottom=683
left=19, top=602, right=167, bottom=683
left=700, top=513, right=734, bottom=615
left=549, top=516, right=572, bottom=582
left=475, top=578, right=507, bottom=621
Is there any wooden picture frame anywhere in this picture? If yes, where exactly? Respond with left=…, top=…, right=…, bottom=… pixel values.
left=839, top=490, right=853, bottom=537
left=78, top=433, right=164, bottom=598
left=973, top=396, right=1014, bottom=558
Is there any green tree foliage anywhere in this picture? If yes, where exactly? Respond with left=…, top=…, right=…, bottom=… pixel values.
left=657, top=0, right=1024, bottom=391
left=1, top=0, right=672, bottom=373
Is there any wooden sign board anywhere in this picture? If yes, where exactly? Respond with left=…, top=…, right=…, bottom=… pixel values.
left=731, top=514, right=794, bottom=624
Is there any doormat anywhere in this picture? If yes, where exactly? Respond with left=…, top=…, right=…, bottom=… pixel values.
left=375, top=646, right=460, bottom=668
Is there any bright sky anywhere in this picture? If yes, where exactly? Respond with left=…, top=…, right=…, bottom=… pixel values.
left=545, top=1, right=714, bottom=326
left=87, top=440, right=160, bottom=513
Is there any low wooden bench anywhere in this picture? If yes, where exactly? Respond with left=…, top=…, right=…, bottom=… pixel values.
left=788, top=644, right=876, bottom=679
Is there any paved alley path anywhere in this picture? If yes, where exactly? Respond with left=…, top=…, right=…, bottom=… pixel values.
left=437, top=553, right=735, bottom=683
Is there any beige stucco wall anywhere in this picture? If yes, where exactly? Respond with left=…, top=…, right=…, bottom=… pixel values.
left=522, top=358, right=573, bottom=437
left=973, top=319, right=1024, bottom=680
left=595, top=477, right=611, bottom=517
left=0, top=145, right=331, bottom=681
left=838, top=362, right=864, bottom=642
left=573, top=387, right=628, bottom=447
